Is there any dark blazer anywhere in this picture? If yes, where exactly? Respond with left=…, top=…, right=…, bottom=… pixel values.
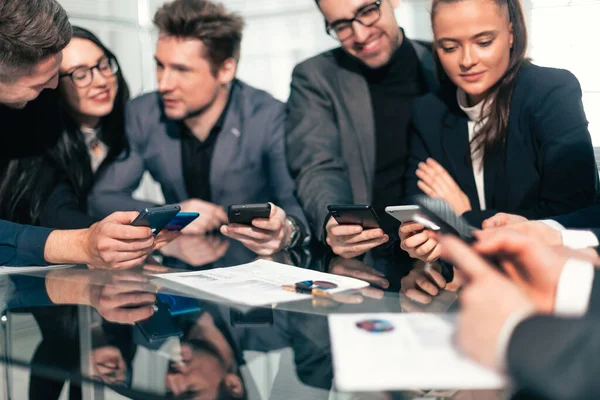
left=0, top=220, right=52, bottom=266
left=506, top=273, right=600, bottom=399
left=551, top=204, right=600, bottom=230
left=286, top=38, right=438, bottom=241
left=406, top=62, right=599, bottom=227
left=88, top=79, right=309, bottom=236
left=508, top=315, right=600, bottom=400
left=40, top=179, right=97, bottom=229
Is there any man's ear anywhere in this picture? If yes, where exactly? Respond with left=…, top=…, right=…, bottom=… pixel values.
left=218, top=58, right=237, bottom=85
left=224, top=373, right=244, bottom=398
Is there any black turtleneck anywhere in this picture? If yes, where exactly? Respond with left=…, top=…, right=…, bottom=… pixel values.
left=361, top=33, right=427, bottom=233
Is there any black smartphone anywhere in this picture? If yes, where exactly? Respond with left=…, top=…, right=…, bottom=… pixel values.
left=228, top=203, right=271, bottom=225
left=165, top=212, right=200, bottom=232
left=327, top=204, right=381, bottom=229
left=135, top=300, right=183, bottom=344
left=131, top=205, right=181, bottom=235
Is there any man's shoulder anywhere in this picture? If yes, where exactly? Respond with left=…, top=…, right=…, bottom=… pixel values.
left=235, top=80, right=284, bottom=115
left=128, top=92, right=163, bottom=114
left=293, top=47, right=348, bottom=76
left=124, top=92, right=169, bottom=142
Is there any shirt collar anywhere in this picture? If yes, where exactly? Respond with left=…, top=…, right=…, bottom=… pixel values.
left=80, top=126, right=101, bottom=148
left=456, top=88, right=490, bottom=122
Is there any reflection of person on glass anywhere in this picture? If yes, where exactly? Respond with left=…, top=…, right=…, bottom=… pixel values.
left=89, top=323, right=135, bottom=387
left=166, top=311, right=246, bottom=399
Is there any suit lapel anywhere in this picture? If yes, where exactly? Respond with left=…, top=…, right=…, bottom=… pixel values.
left=335, top=62, right=375, bottom=202
left=162, top=120, right=188, bottom=201
left=210, top=85, right=242, bottom=204
left=441, top=111, right=481, bottom=210
left=483, top=144, right=503, bottom=210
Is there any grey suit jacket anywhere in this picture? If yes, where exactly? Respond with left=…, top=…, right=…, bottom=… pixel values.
left=89, top=79, right=309, bottom=236
left=286, top=38, right=438, bottom=241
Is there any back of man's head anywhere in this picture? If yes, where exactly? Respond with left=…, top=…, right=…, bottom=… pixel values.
left=153, top=0, right=244, bottom=75
left=0, top=0, right=72, bottom=83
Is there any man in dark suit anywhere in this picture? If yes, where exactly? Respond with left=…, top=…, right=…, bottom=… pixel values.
left=439, top=230, right=600, bottom=399
left=286, top=0, right=438, bottom=259
left=0, top=0, right=176, bottom=268
left=89, top=0, right=309, bottom=256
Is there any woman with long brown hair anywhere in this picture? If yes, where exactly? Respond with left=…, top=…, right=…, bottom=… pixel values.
left=400, top=0, right=598, bottom=264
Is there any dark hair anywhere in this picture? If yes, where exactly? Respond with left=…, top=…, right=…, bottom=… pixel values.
left=153, top=0, right=244, bottom=75
left=0, top=27, right=130, bottom=225
left=431, top=0, right=528, bottom=156
left=0, top=0, right=72, bottom=82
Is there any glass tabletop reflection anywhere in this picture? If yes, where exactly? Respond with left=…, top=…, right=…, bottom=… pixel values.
left=0, top=234, right=501, bottom=400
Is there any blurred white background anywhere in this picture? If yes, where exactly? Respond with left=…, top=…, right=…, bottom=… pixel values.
left=57, top=0, right=600, bottom=201
left=58, top=0, right=600, bottom=142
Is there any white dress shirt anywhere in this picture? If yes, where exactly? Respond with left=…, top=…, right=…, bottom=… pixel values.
left=81, top=126, right=108, bottom=173
left=457, top=89, right=489, bottom=210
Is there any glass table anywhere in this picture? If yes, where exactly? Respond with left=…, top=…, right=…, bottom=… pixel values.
left=0, top=234, right=506, bottom=400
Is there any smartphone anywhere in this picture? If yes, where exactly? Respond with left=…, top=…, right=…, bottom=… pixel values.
left=165, top=212, right=200, bottom=231
left=131, top=205, right=181, bottom=235
left=156, top=292, right=202, bottom=316
left=385, top=205, right=441, bottom=231
left=228, top=203, right=271, bottom=225
left=135, top=300, right=183, bottom=344
left=327, top=204, right=381, bottom=229
left=413, top=196, right=477, bottom=242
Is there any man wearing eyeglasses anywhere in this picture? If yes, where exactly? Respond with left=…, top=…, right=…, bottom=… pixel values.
left=286, top=0, right=437, bottom=259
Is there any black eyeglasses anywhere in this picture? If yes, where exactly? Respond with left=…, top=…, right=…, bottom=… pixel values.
left=59, top=57, right=119, bottom=88
left=325, top=0, right=383, bottom=41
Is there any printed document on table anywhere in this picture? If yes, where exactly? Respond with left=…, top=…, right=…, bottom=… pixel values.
left=329, top=313, right=506, bottom=391
left=152, top=260, right=369, bottom=307
left=0, top=264, right=75, bottom=275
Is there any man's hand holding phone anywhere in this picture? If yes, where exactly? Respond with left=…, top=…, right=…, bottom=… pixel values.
left=325, top=216, right=389, bottom=259
left=221, top=203, right=293, bottom=255
left=178, top=198, right=228, bottom=234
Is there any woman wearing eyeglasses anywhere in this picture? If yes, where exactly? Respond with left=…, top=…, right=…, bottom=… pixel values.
left=0, top=26, right=129, bottom=229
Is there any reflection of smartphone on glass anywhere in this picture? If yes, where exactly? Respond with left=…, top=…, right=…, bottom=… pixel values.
left=135, top=301, right=183, bottom=343
left=156, top=292, right=202, bottom=316
left=165, top=212, right=200, bottom=231
left=228, top=203, right=271, bottom=225
left=327, top=204, right=381, bottom=229
left=385, top=205, right=440, bottom=231
left=131, top=205, right=181, bottom=235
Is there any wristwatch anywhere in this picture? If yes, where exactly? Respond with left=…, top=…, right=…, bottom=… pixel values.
left=283, top=216, right=301, bottom=250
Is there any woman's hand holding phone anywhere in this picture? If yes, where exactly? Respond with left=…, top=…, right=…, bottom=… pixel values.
left=399, top=222, right=441, bottom=263
left=325, top=216, right=389, bottom=259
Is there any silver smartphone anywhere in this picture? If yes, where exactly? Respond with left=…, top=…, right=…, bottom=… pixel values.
left=385, top=205, right=441, bottom=231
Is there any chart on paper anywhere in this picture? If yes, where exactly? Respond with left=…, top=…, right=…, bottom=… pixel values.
left=152, top=260, right=369, bottom=307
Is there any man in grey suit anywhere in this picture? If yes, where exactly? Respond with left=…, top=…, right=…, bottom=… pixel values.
left=286, top=0, right=437, bottom=259
left=89, top=0, right=309, bottom=256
